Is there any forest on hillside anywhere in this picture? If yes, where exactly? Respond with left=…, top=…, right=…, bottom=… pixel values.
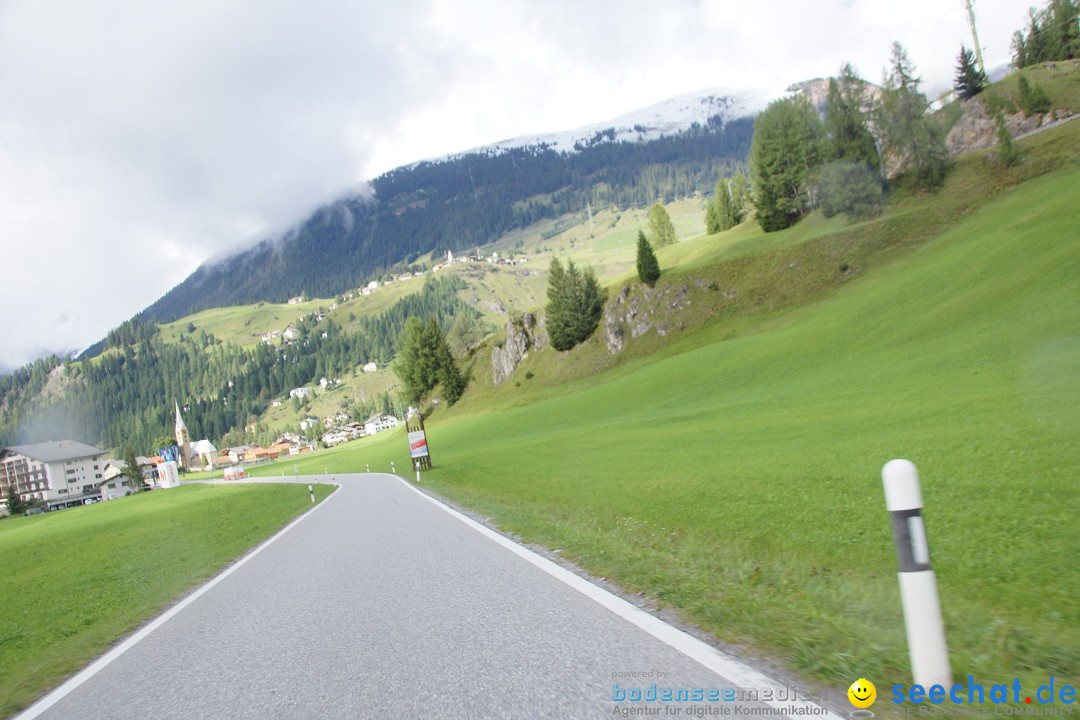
left=141, top=117, right=754, bottom=324
left=0, top=277, right=475, bottom=453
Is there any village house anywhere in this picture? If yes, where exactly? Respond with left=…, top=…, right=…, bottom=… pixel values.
left=363, top=413, right=399, bottom=436
left=362, top=361, right=377, bottom=373
left=290, top=387, right=312, bottom=400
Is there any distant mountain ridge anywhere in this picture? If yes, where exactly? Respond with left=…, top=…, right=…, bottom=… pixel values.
left=130, top=86, right=776, bottom=338
left=450, top=85, right=779, bottom=157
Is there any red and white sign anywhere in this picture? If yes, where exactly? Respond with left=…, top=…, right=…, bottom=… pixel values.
left=408, top=430, right=429, bottom=459
left=224, top=465, right=246, bottom=481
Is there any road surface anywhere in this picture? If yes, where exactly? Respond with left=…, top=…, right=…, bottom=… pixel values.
left=20, top=474, right=842, bottom=720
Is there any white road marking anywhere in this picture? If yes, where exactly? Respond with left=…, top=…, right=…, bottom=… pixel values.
left=395, top=474, right=845, bottom=720
left=14, top=480, right=342, bottom=720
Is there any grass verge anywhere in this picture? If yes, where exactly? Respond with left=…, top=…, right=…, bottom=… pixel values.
left=0, top=482, right=335, bottom=718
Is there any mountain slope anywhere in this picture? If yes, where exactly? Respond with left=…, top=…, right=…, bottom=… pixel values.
left=137, top=89, right=763, bottom=327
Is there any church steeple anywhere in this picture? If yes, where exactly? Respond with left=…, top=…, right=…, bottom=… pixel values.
left=174, top=401, right=192, bottom=468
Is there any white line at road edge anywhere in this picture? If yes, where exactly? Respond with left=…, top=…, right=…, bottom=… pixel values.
left=14, top=479, right=342, bottom=720
left=395, top=475, right=845, bottom=720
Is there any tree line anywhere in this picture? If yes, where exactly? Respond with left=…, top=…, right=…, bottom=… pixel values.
left=0, top=277, right=476, bottom=454
left=1011, top=0, right=1080, bottom=68
left=748, top=43, right=949, bottom=233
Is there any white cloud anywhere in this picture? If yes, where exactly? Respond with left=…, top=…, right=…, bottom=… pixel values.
left=0, top=0, right=1031, bottom=369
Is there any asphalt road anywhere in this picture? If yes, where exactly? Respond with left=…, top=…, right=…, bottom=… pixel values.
left=22, top=474, right=842, bottom=720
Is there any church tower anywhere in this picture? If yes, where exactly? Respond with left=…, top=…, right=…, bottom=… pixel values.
left=174, top=401, right=192, bottom=469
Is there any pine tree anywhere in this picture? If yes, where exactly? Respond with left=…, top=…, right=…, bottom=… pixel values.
left=647, top=203, right=677, bottom=247
left=122, top=447, right=144, bottom=492
left=545, top=258, right=604, bottom=351
left=750, top=95, right=824, bottom=231
left=714, top=179, right=735, bottom=231
left=876, top=42, right=948, bottom=191
left=636, top=231, right=660, bottom=287
left=545, top=258, right=573, bottom=351
left=824, top=64, right=881, bottom=172
left=994, top=109, right=1020, bottom=167
left=729, top=172, right=751, bottom=223
left=705, top=200, right=721, bottom=234
left=1018, top=74, right=1052, bottom=116
left=6, top=484, right=23, bottom=515
left=954, top=46, right=987, bottom=100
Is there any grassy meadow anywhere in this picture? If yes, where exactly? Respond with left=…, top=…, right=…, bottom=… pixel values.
left=0, top=483, right=335, bottom=718
left=219, top=119, right=1080, bottom=695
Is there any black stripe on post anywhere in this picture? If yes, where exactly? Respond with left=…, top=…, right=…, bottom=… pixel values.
left=890, top=508, right=931, bottom=573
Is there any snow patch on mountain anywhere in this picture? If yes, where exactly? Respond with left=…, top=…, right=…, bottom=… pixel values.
left=439, top=85, right=787, bottom=161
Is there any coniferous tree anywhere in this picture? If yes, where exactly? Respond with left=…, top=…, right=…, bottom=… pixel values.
left=1018, top=74, right=1052, bottom=116
left=729, top=172, right=751, bottom=223
left=713, top=179, right=735, bottom=231
left=824, top=64, right=881, bottom=172
left=122, top=447, right=144, bottom=491
left=647, top=203, right=677, bottom=247
left=636, top=231, right=660, bottom=287
left=545, top=258, right=573, bottom=351
left=750, top=95, right=824, bottom=231
left=6, top=485, right=23, bottom=515
left=994, top=109, right=1020, bottom=167
left=545, top=258, right=604, bottom=351
left=705, top=200, right=721, bottom=234
left=954, top=46, right=987, bottom=100
left=876, top=42, right=948, bottom=191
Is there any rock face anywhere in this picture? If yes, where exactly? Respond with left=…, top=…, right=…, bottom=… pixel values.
left=491, top=313, right=538, bottom=385
left=601, top=282, right=697, bottom=354
left=946, top=98, right=1072, bottom=156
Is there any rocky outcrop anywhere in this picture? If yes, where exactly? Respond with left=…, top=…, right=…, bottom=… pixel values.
left=946, top=98, right=1072, bottom=156
left=601, top=283, right=696, bottom=354
left=491, top=313, right=539, bottom=385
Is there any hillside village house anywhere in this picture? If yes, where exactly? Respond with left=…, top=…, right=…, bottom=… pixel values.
left=362, top=362, right=377, bottom=373
left=363, top=413, right=399, bottom=436
left=290, top=387, right=312, bottom=400
left=0, top=440, right=108, bottom=512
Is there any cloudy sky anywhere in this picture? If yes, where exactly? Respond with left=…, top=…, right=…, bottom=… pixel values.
left=0, top=0, right=1029, bottom=370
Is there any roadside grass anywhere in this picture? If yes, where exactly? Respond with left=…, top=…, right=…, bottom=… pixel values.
left=268, top=159, right=1080, bottom=694
left=0, top=482, right=335, bottom=719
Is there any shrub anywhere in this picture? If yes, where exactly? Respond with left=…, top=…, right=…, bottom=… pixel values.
left=816, top=161, right=885, bottom=220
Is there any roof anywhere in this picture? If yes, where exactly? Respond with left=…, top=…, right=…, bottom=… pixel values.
left=191, top=439, right=217, bottom=455
left=4, top=440, right=107, bottom=463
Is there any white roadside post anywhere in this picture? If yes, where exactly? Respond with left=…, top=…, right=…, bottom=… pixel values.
left=366, top=464, right=370, bottom=473
left=415, top=461, right=421, bottom=483
left=391, top=461, right=396, bottom=474
left=883, top=459, right=951, bottom=689
left=308, top=484, right=315, bottom=504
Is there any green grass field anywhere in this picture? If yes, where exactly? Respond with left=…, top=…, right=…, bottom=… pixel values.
left=220, top=122, right=1080, bottom=696
left=0, top=483, right=335, bottom=718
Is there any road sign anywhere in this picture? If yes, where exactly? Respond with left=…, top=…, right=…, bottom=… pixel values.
left=408, top=430, right=429, bottom=459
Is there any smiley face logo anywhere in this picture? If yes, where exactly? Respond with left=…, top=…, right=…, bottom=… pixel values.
left=848, top=678, right=876, bottom=708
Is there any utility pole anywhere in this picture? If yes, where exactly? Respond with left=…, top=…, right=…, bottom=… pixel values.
left=963, top=0, right=987, bottom=77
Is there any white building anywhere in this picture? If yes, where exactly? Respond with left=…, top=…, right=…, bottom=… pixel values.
left=0, top=440, right=108, bottom=511
left=362, top=362, right=377, bottom=373
left=290, top=387, right=312, bottom=400
left=363, top=413, right=399, bottom=436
